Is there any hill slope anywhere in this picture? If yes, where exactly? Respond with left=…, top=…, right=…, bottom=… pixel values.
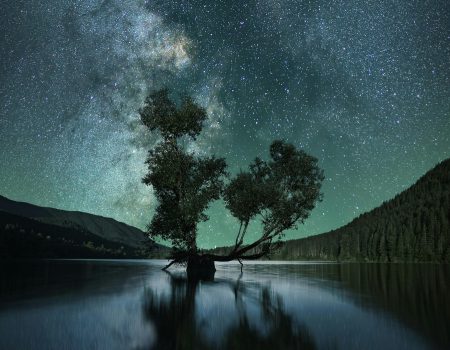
left=274, top=159, right=450, bottom=262
left=0, top=211, right=144, bottom=259
left=0, top=195, right=146, bottom=248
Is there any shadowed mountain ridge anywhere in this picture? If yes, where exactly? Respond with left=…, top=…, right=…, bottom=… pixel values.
left=274, top=158, right=450, bottom=262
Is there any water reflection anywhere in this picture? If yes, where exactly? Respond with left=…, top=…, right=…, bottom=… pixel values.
left=0, top=260, right=448, bottom=350
left=144, top=271, right=316, bottom=349
left=279, top=263, right=450, bottom=349
left=0, top=259, right=151, bottom=305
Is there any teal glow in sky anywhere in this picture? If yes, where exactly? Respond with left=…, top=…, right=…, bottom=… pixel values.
left=1, top=0, right=449, bottom=248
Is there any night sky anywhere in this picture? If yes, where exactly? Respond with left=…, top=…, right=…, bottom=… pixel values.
left=1, top=0, right=449, bottom=248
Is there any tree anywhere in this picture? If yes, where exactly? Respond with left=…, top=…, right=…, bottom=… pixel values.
left=140, top=89, right=324, bottom=276
left=140, top=89, right=227, bottom=256
left=218, top=141, right=324, bottom=264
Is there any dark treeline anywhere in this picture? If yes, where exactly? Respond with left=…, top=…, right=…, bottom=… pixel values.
left=0, top=211, right=164, bottom=259
left=273, top=159, right=450, bottom=262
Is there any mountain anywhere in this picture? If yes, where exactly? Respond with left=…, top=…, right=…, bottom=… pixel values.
left=0, top=195, right=167, bottom=259
left=0, top=211, right=138, bottom=259
left=0, top=195, right=147, bottom=248
left=273, top=158, right=450, bottom=262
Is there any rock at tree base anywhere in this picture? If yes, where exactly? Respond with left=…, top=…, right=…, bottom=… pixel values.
left=186, top=255, right=216, bottom=281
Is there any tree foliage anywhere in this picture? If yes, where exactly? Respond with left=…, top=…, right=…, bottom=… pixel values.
left=223, top=142, right=324, bottom=254
left=139, top=88, right=324, bottom=267
left=140, top=89, right=226, bottom=253
left=140, top=89, right=207, bottom=140
left=143, top=141, right=226, bottom=251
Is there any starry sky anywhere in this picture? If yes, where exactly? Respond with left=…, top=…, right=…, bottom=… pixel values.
left=1, top=0, right=449, bottom=248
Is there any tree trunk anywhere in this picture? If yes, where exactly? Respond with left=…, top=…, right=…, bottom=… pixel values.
left=163, top=247, right=270, bottom=279
left=186, top=254, right=216, bottom=281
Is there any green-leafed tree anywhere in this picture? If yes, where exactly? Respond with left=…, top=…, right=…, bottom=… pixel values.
left=140, top=89, right=227, bottom=260
left=218, top=141, right=324, bottom=263
left=140, top=89, right=324, bottom=275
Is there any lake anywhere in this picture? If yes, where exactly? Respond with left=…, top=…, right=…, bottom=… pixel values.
left=0, top=260, right=448, bottom=350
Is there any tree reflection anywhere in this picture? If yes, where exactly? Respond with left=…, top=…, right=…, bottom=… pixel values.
left=143, top=272, right=316, bottom=350
left=224, top=284, right=316, bottom=350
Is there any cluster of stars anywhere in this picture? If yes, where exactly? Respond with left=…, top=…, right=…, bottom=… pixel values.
left=0, top=0, right=449, bottom=248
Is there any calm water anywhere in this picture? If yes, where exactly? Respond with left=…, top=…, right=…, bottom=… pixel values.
left=0, top=260, right=448, bottom=350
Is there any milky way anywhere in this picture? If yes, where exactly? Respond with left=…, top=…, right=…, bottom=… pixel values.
left=1, top=0, right=449, bottom=247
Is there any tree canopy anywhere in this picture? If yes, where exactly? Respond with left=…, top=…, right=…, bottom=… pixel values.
left=139, top=88, right=324, bottom=272
left=140, top=90, right=226, bottom=254
left=223, top=141, right=324, bottom=257
left=140, top=89, right=207, bottom=140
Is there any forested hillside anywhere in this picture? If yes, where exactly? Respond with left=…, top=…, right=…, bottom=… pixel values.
left=0, top=195, right=148, bottom=248
left=273, top=159, right=450, bottom=262
left=0, top=211, right=150, bottom=259
left=0, top=210, right=172, bottom=259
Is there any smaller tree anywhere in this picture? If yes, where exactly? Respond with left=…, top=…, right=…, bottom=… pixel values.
left=216, top=140, right=324, bottom=263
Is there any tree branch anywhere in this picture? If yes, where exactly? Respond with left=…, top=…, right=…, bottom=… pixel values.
left=162, top=259, right=179, bottom=271
left=233, top=221, right=243, bottom=250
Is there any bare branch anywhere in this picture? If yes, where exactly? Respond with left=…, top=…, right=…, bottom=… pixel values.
left=238, top=258, right=243, bottom=272
left=161, top=259, right=179, bottom=271
left=233, top=221, right=243, bottom=251
left=239, top=221, right=249, bottom=245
